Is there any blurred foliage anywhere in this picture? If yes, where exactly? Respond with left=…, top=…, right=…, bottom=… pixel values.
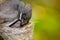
left=0, top=0, right=6, bottom=3
left=0, top=36, right=4, bottom=40
left=22, top=0, right=60, bottom=40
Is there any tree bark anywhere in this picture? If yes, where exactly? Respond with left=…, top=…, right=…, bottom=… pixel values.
left=0, top=22, right=34, bottom=40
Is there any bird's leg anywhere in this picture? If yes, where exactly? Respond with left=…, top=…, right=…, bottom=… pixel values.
left=19, top=12, right=23, bottom=27
left=9, top=19, right=18, bottom=27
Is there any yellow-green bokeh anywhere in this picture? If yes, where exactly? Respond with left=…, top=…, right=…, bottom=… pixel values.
left=27, top=0, right=60, bottom=40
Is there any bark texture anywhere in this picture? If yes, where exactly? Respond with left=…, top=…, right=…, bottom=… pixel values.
left=0, top=22, right=34, bottom=40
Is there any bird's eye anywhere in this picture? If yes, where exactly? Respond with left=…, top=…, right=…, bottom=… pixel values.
left=13, top=4, right=19, bottom=10
left=16, top=4, right=19, bottom=9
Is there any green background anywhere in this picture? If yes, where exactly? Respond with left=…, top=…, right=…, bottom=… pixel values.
left=22, top=0, right=60, bottom=40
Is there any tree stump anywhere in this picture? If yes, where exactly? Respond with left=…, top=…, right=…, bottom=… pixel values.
left=0, top=22, right=34, bottom=40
